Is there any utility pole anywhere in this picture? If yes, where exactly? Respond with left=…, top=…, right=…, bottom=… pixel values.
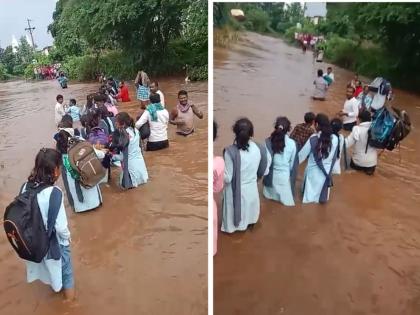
left=25, top=19, right=36, bottom=48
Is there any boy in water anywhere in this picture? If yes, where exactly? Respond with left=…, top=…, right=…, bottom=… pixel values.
left=290, top=112, right=316, bottom=149
left=55, top=94, right=66, bottom=126
left=150, top=81, right=165, bottom=107
left=65, top=99, right=81, bottom=129
left=170, top=90, right=203, bottom=136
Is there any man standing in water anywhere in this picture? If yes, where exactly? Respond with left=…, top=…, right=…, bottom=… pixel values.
left=312, top=69, right=328, bottom=101
left=339, top=87, right=359, bottom=131
left=150, top=81, right=165, bottom=107
left=170, top=90, right=203, bottom=136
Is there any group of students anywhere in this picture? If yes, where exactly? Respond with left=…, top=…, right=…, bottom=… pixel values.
left=213, top=75, right=383, bottom=253
left=15, top=72, right=203, bottom=300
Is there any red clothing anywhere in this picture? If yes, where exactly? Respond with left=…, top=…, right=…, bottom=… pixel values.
left=117, top=85, right=131, bottom=102
left=354, top=86, right=363, bottom=97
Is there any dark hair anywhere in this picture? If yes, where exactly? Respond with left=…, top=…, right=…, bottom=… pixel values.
left=315, top=113, right=332, bottom=159
left=116, top=112, right=135, bottom=129
left=213, top=121, right=218, bottom=141
left=150, top=93, right=161, bottom=104
left=59, top=114, right=73, bottom=128
left=70, top=98, right=76, bottom=105
left=178, top=90, right=188, bottom=97
left=304, top=112, right=316, bottom=124
left=28, top=148, right=62, bottom=185
left=327, top=67, right=332, bottom=71
left=347, top=86, right=355, bottom=93
left=85, top=111, right=100, bottom=133
left=94, top=94, right=107, bottom=102
left=86, top=94, right=96, bottom=109
left=270, top=117, right=291, bottom=154
left=55, top=130, right=71, bottom=154
left=98, top=105, right=113, bottom=118
left=56, top=94, right=63, bottom=101
left=330, top=118, right=343, bottom=158
left=358, top=110, right=372, bottom=122
left=233, top=118, right=254, bottom=151
left=151, top=80, right=159, bottom=87
left=80, top=114, right=88, bottom=128
left=317, top=69, right=323, bottom=77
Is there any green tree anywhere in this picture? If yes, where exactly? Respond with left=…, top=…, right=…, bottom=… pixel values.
left=0, top=46, right=17, bottom=74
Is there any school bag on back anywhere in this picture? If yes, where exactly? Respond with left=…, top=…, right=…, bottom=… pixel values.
left=67, top=138, right=106, bottom=188
left=368, top=77, right=392, bottom=96
left=3, top=183, right=62, bottom=263
left=368, top=106, right=411, bottom=151
left=87, top=127, right=109, bottom=146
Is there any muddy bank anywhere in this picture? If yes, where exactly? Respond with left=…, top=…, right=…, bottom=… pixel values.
left=214, top=32, right=420, bottom=315
left=0, top=78, right=208, bottom=314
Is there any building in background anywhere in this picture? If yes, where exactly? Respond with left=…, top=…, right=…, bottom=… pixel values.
left=304, top=2, right=327, bottom=25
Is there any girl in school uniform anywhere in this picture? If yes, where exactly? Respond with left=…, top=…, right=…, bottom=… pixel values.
left=298, top=113, right=339, bottom=204
left=222, top=118, right=270, bottom=233
left=55, top=129, right=104, bottom=212
left=331, top=118, right=345, bottom=175
left=113, top=112, right=149, bottom=189
left=263, top=117, right=298, bottom=206
left=23, top=148, right=75, bottom=301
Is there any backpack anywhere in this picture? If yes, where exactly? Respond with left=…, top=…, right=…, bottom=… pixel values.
left=67, top=138, right=106, bottom=188
left=87, top=127, right=109, bottom=146
left=367, top=106, right=411, bottom=151
left=3, top=183, right=62, bottom=263
left=368, top=77, right=392, bottom=96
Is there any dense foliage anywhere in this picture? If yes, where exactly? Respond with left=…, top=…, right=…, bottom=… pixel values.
left=214, top=2, right=420, bottom=91
left=0, top=0, right=207, bottom=81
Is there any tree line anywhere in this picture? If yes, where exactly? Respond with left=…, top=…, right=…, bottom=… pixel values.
left=214, top=2, right=420, bottom=92
left=0, top=0, right=207, bottom=81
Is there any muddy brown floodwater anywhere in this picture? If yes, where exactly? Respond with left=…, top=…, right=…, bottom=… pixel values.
left=0, top=78, right=207, bottom=314
left=214, top=32, right=420, bottom=315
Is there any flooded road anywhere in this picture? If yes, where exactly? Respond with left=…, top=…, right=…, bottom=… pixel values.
left=214, top=32, right=420, bottom=315
left=0, top=78, right=208, bottom=314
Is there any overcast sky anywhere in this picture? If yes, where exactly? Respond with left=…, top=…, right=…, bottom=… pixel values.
left=0, top=0, right=57, bottom=49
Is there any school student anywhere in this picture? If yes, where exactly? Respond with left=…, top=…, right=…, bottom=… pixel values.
left=298, top=113, right=339, bottom=204
left=55, top=129, right=103, bottom=212
left=135, top=93, right=169, bottom=151
left=222, top=118, right=270, bottom=233
left=55, top=94, right=66, bottom=126
left=113, top=112, right=149, bottom=189
left=135, top=70, right=151, bottom=109
left=116, top=81, right=131, bottom=102
left=98, top=105, right=116, bottom=136
left=150, top=81, right=165, bottom=107
left=339, top=86, right=360, bottom=131
left=345, top=110, right=378, bottom=175
left=290, top=112, right=316, bottom=149
left=65, top=99, right=81, bottom=129
left=213, top=121, right=224, bottom=255
left=331, top=118, right=345, bottom=175
left=57, top=114, right=81, bottom=137
left=23, top=148, right=75, bottom=301
left=263, top=117, right=298, bottom=206
left=170, top=90, right=204, bottom=136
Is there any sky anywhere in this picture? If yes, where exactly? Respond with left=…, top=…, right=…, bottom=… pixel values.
left=0, top=0, right=58, bottom=49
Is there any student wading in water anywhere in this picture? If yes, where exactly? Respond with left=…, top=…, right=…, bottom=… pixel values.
left=113, top=112, right=149, bottom=189
left=263, top=117, right=299, bottom=206
left=170, top=90, right=203, bottom=136
left=22, top=148, right=75, bottom=300
left=222, top=118, right=270, bottom=233
left=55, top=129, right=104, bottom=212
left=298, top=113, right=339, bottom=204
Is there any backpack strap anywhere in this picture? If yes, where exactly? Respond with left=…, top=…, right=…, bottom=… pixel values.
left=256, top=142, right=268, bottom=179
left=262, top=138, right=274, bottom=187
left=46, top=187, right=62, bottom=260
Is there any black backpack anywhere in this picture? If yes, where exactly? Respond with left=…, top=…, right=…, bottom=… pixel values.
left=3, top=182, right=62, bottom=263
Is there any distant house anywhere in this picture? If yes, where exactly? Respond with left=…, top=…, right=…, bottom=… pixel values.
left=42, top=46, right=52, bottom=56
left=304, top=2, right=327, bottom=25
